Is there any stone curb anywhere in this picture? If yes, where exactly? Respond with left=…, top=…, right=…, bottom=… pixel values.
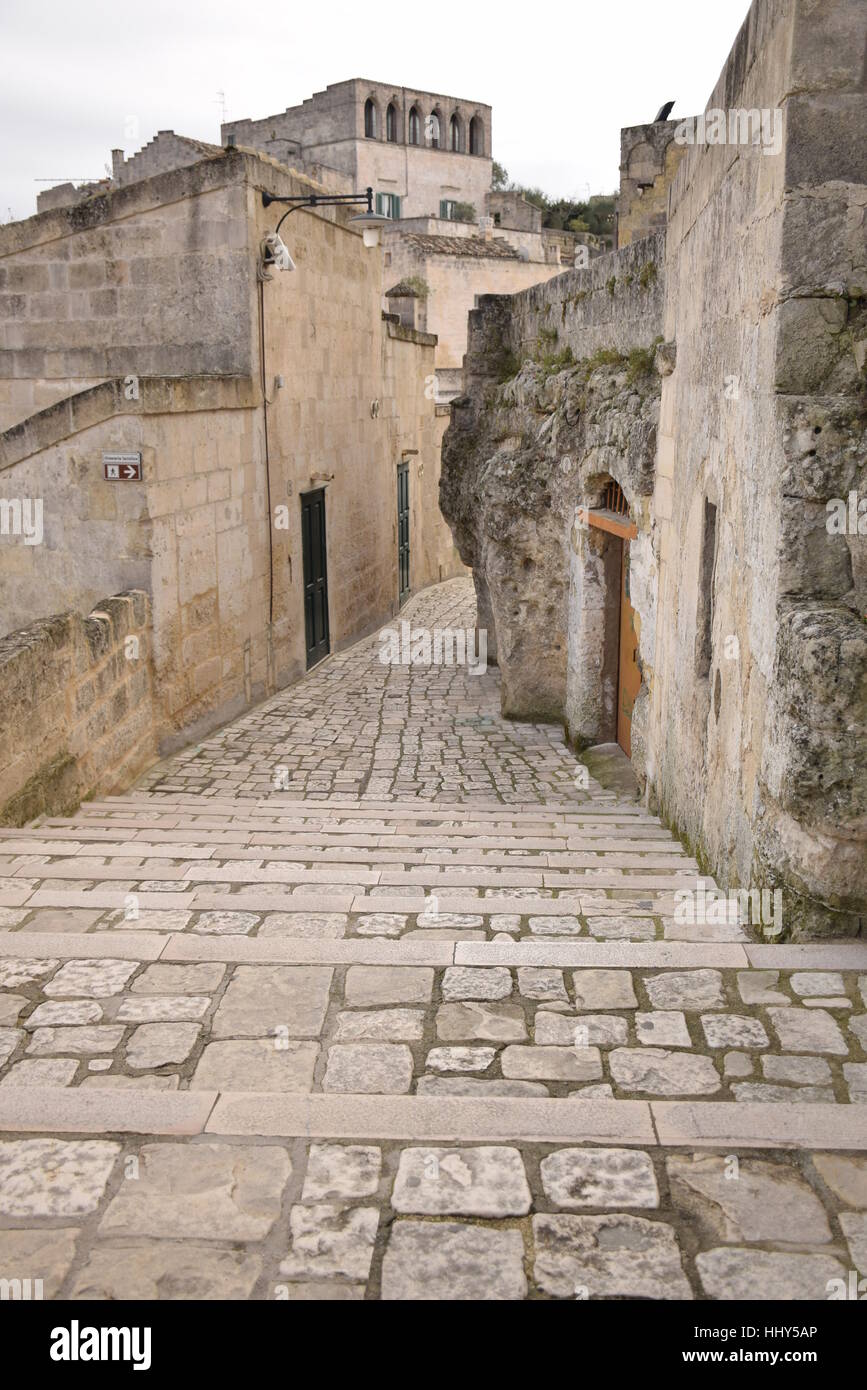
left=0, top=1085, right=217, bottom=1134
left=0, top=1090, right=864, bottom=1150
left=1, top=932, right=865, bottom=970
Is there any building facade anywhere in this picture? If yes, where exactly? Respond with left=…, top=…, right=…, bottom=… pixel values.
left=223, top=79, right=493, bottom=222
left=0, top=149, right=463, bottom=811
left=441, top=0, right=867, bottom=939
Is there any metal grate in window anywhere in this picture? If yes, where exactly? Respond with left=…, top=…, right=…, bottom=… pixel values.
left=603, top=479, right=630, bottom=516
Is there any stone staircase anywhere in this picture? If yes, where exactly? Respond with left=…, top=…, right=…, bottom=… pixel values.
left=0, top=783, right=865, bottom=1298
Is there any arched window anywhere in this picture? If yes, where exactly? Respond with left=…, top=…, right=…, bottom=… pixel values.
left=469, top=115, right=484, bottom=156
left=364, top=99, right=377, bottom=139
left=408, top=107, right=420, bottom=145
left=386, top=103, right=397, bottom=142
left=449, top=115, right=463, bottom=152
left=427, top=111, right=441, bottom=148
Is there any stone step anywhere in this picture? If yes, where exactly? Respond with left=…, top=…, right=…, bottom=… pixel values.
left=26, top=816, right=667, bottom=838
left=0, top=1087, right=862, bottom=1150
left=76, top=796, right=657, bottom=820
left=14, top=885, right=699, bottom=914
left=2, top=828, right=680, bottom=849
left=0, top=843, right=694, bottom=866
left=3, top=861, right=697, bottom=887
left=26, top=817, right=682, bottom=842
left=1, top=928, right=865, bottom=969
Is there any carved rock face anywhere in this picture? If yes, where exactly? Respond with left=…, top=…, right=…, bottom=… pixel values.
left=441, top=352, right=661, bottom=723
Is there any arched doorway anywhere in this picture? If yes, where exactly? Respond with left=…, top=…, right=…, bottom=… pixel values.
left=572, top=477, right=640, bottom=756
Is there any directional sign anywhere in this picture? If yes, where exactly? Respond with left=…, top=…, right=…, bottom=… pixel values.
left=103, top=452, right=142, bottom=481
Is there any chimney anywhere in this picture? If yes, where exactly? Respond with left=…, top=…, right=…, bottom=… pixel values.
left=111, top=149, right=124, bottom=180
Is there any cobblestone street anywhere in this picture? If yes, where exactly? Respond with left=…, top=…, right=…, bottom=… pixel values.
left=139, top=579, right=582, bottom=805
left=0, top=580, right=864, bottom=1300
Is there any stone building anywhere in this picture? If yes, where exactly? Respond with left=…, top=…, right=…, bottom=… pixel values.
left=223, top=79, right=493, bottom=223
left=616, top=120, right=687, bottom=248
left=223, top=80, right=588, bottom=401
left=383, top=224, right=570, bottom=401
left=442, top=0, right=867, bottom=939
left=0, top=146, right=462, bottom=819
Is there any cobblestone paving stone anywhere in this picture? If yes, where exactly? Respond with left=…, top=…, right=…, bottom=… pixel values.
left=137, top=580, right=586, bottom=805
left=0, top=580, right=864, bottom=1300
left=0, top=958, right=863, bottom=1099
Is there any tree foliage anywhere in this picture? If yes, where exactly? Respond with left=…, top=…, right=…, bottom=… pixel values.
left=490, top=163, right=616, bottom=243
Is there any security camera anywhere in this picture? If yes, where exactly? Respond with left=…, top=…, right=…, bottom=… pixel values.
left=261, top=232, right=295, bottom=272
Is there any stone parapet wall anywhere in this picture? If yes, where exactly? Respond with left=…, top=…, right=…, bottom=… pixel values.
left=489, top=232, right=665, bottom=370
left=0, top=591, right=155, bottom=826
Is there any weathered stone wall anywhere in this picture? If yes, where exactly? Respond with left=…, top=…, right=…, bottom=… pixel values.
left=384, top=239, right=571, bottom=373
left=441, top=236, right=666, bottom=718
left=0, top=151, right=462, bottom=759
left=109, top=133, right=221, bottom=189
left=488, top=192, right=542, bottom=232
left=617, top=120, right=687, bottom=248
left=0, top=590, right=155, bottom=825
left=224, top=79, right=493, bottom=223
left=441, top=0, right=866, bottom=938
left=648, top=0, right=867, bottom=937
left=0, top=151, right=254, bottom=433
left=501, top=234, right=665, bottom=365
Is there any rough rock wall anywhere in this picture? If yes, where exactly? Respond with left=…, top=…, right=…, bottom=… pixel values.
left=441, top=236, right=665, bottom=719
left=648, top=0, right=866, bottom=938
left=441, top=0, right=866, bottom=939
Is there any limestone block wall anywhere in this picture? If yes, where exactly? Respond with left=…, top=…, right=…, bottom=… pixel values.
left=0, top=148, right=465, bottom=774
left=501, top=233, right=666, bottom=366
left=441, top=0, right=865, bottom=937
left=0, top=376, right=268, bottom=752
left=0, top=153, right=253, bottom=432
left=646, top=0, right=867, bottom=936
left=617, top=121, right=686, bottom=249
left=0, top=591, right=155, bottom=825
left=383, top=241, right=572, bottom=373
left=110, top=133, right=220, bottom=189
left=357, top=143, right=493, bottom=222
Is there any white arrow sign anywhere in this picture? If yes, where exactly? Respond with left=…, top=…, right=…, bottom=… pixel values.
left=102, top=452, right=142, bottom=481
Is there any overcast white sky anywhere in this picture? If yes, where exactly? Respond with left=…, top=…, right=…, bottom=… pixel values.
left=1, top=0, right=751, bottom=222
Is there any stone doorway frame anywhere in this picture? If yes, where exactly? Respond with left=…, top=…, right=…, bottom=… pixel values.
left=566, top=476, right=638, bottom=749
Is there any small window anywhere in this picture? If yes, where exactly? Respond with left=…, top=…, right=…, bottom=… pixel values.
left=427, top=112, right=440, bottom=148
left=408, top=107, right=420, bottom=145
left=364, top=99, right=377, bottom=139
left=469, top=115, right=484, bottom=156
left=375, top=192, right=401, bottom=219
left=386, top=103, right=397, bottom=142
left=440, top=199, right=456, bottom=220
left=449, top=114, right=463, bottom=152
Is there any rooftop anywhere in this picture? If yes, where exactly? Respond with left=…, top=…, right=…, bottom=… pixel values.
left=399, top=233, right=518, bottom=260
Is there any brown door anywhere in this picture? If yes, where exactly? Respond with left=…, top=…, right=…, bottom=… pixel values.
left=617, top=539, right=641, bottom=756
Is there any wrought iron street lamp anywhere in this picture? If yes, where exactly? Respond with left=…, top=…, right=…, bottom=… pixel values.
left=261, top=187, right=389, bottom=247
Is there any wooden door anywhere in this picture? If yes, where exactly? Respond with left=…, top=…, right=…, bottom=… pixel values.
left=301, top=489, right=330, bottom=668
left=617, top=539, right=641, bottom=756
left=397, top=463, right=410, bottom=605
